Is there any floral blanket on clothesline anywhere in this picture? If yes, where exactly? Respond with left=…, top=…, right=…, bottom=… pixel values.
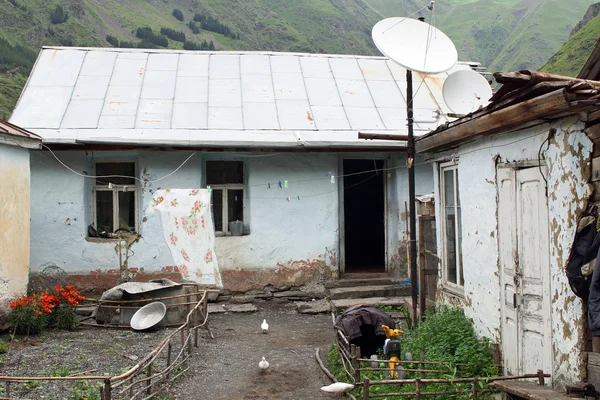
left=147, top=189, right=222, bottom=287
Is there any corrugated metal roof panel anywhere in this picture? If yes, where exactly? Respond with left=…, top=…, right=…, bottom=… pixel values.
left=147, top=53, right=178, bottom=71
left=71, top=75, right=111, bottom=100
left=310, top=106, right=350, bottom=130
left=345, top=107, right=385, bottom=130
left=135, top=99, right=173, bottom=129
left=98, top=115, right=136, bottom=129
left=241, top=74, right=275, bottom=103
left=80, top=51, right=117, bottom=76
left=210, top=54, right=240, bottom=79
left=208, top=107, right=243, bottom=130
left=305, top=78, right=342, bottom=106
left=300, top=57, right=332, bottom=78
left=11, top=86, right=73, bottom=129
left=243, top=102, right=279, bottom=130
left=272, top=73, right=307, bottom=100
left=240, top=54, right=271, bottom=75
left=110, top=53, right=147, bottom=86
left=178, top=54, right=209, bottom=77
left=276, top=100, right=316, bottom=130
left=271, top=56, right=301, bottom=73
left=358, top=59, right=394, bottom=81
left=367, top=80, right=405, bottom=108
left=336, top=79, right=375, bottom=107
left=175, top=76, right=208, bottom=103
left=209, top=79, right=241, bottom=107
left=27, top=49, right=85, bottom=87
left=102, top=86, right=141, bottom=116
left=172, top=103, right=208, bottom=129
left=62, top=100, right=103, bottom=129
left=330, top=58, right=363, bottom=80
left=140, top=70, right=177, bottom=99
left=11, top=47, right=473, bottom=147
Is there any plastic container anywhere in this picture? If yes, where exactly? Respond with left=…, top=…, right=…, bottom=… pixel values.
left=229, top=220, right=244, bottom=236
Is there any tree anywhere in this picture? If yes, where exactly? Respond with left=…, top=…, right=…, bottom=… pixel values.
left=188, top=21, right=200, bottom=34
left=208, top=40, right=215, bottom=51
left=50, top=5, right=68, bottom=24
left=172, top=8, right=184, bottom=21
left=106, top=35, right=119, bottom=47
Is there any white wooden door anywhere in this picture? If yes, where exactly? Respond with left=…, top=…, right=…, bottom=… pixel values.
left=498, top=167, right=519, bottom=375
left=498, top=166, right=552, bottom=378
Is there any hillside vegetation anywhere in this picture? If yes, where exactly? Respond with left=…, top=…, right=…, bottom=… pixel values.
left=0, top=0, right=596, bottom=119
left=542, top=4, right=600, bottom=77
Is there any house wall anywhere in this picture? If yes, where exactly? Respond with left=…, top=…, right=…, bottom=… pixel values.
left=429, top=117, right=592, bottom=388
left=30, top=150, right=432, bottom=292
left=0, top=143, right=32, bottom=320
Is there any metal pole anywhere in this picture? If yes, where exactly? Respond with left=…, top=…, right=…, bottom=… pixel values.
left=407, top=68, right=418, bottom=325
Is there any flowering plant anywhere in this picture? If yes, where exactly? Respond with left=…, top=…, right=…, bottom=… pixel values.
left=9, top=292, right=59, bottom=335
left=51, top=285, right=85, bottom=330
left=8, top=285, right=85, bottom=335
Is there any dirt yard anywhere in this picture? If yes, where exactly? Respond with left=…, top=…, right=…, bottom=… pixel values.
left=0, top=301, right=337, bottom=399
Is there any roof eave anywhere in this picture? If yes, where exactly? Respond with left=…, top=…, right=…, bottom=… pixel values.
left=416, top=88, right=595, bottom=154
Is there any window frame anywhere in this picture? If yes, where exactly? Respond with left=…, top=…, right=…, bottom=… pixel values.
left=205, top=160, right=246, bottom=236
left=439, top=161, right=463, bottom=291
left=91, top=160, right=140, bottom=235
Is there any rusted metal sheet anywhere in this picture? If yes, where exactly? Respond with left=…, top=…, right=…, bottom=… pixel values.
left=11, top=47, right=465, bottom=148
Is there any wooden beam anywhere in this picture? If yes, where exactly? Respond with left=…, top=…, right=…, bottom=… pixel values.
left=578, top=37, right=600, bottom=80
left=416, top=89, right=571, bottom=153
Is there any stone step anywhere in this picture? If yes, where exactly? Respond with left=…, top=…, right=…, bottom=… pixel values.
left=325, top=277, right=399, bottom=289
left=328, top=285, right=410, bottom=300
left=331, top=296, right=410, bottom=312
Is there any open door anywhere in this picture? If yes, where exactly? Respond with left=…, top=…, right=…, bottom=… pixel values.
left=343, top=159, right=385, bottom=273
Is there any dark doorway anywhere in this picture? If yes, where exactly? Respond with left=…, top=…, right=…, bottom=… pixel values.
left=343, top=159, right=385, bottom=272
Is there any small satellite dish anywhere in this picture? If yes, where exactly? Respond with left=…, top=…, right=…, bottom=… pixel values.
left=442, top=69, right=492, bottom=115
left=372, top=17, right=457, bottom=74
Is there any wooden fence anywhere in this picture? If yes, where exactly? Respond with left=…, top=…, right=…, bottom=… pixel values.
left=334, top=328, right=550, bottom=399
left=0, top=289, right=215, bottom=400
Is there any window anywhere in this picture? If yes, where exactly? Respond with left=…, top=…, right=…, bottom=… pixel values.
left=440, top=162, right=463, bottom=287
left=206, top=161, right=245, bottom=235
left=93, top=162, right=138, bottom=234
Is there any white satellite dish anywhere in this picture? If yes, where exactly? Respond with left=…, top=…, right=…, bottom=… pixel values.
left=442, top=69, right=492, bottom=115
left=372, top=17, right=457, bottom=74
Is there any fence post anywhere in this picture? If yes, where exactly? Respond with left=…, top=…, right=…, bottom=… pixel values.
left=354, top=346, right=362, bottom=383
left=350, top=344, right=357, bottom=379
left=195, top=326, right=199, bottom=347
left=5, top=381, right=10, bottom=398
left=419, top=350, right=425, bottom=378
left=537, top=369, right=545, bottom=386
left=362, top=378, right=370, bottom=400
left=472, top=378, right=478, bottom=400
left=415, top=378, right=421, bottom=400
left=147, top=364, right=153, bottom=395
left=166, top=342, right=172, bottom=380
left=103, top=379, right=112, bottom=400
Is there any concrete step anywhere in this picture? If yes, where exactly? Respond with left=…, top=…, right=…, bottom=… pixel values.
left=331, top=296, right=410, bottom=312
left=325, top=277, right=399, bottom=289
left=328, top=284, right=410, bottom=300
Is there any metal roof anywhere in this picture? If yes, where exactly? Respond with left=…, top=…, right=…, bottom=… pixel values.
left=0, top=119, right=42, bottom=148
left=10, top=47, right=471, bottom=149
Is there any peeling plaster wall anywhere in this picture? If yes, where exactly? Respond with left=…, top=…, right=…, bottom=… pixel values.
left=29, top=150, right=428, bottom=291
left=430, top=118, right=591, bottom=388
left=545, top=119, right=592, bottom=387
left=0, top=144, right=31, bottom=320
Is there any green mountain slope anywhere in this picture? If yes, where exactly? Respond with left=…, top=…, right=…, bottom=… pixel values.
left=367, top=0, right=596, bottom=72
left=0, top=0, right=595, bottom=119
left=541, top=10, right=600, bottom=76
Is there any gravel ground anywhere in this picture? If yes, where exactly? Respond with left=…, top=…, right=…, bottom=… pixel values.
left=0, top=302, right=337, bottom=399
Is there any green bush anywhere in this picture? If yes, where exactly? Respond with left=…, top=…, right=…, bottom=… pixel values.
left=51, top=303, right=79, bottom=331
left=71, top=380, right=103, bottom=400
left=403, top=307, right=497, bottom=376
left=0, top=339, right=8, bottom=354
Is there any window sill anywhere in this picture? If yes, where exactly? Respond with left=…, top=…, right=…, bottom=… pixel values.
left=215, top=233, right=250, bottom=238
left=85, top=233, right=140, bottom=243
left=439, top=282, right=465, bottom=298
